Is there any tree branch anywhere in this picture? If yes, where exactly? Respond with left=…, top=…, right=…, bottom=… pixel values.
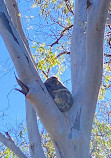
left=26, top=100, right=46, bottom=158
left=5, top=0, right=32, bottom=58
left=56, top=51, right=70, bottom=58
left=0, top=132, right=27, bottom=158
left=76, top=0, right=111, bottom=135
left=83, top=0, right=110, bottom=105
left=104, top=53, right=111, bottom=57
left=64, top=0, right=74, bottom=15
left=70, top=0, right=87, bottom=97
left=50, top=24, right=73, bottom=47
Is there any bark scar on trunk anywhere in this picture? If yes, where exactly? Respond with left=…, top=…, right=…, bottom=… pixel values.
left=15, top=75, right=29, bottom=95
left=86, top=0, right=92, bottom=9
left=0, top=12, right=19, bottom=44
left=73, top=108, right=81, bottom=131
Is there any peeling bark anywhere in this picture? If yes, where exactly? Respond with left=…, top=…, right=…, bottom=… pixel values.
left=73, top=108, right=81, bottom=131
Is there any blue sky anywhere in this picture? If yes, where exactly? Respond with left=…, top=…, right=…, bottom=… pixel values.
left=0, top=35, right=26, bottom=131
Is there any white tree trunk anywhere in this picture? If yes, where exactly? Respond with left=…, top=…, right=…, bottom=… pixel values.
left=0, top=0, right=110, bottom=158
left=71, top=0, right=87, bottom=96
left=26, top=100, right=45, bottom=158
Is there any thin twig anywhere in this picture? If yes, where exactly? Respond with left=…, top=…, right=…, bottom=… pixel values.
left=64, top=0, right=74, bottom=15
left=56, top=51, right=70, bottom=58
left=50, top=25, right=73, bottom=47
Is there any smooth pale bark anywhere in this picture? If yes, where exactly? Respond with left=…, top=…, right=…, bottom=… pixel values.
left=71, top=0, right=87, bottom=97
left=0, top=0, right=110, bottom=158
left=5, top=0, right=36, bottom=64
left=26, top=100, right=46, bottom=158
left=69, top=0, right=110, bottom=158
left=84, top=0, right=110, bottom=102
left=26, top=100, right=45, bottom=158
left=5, top=1, right=45, bottom=157
left=0, top=132, right=27, bottom=158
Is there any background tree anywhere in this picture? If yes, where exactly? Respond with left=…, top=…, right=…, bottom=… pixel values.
left=0, top=0, right=111, bottom=158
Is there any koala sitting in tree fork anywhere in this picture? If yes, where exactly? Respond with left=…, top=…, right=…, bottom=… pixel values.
left=44, top=76, right=73, bottom=112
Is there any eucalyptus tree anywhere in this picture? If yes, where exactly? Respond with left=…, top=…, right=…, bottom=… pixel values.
left=0, top=0, right=110, bottom=158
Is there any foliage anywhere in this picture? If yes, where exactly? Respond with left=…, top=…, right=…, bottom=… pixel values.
left=33, top=0, right=74, bottom=19
left=90, top=117, right=111, bottom=158
left=32, top=42, right=67, bottom=79
left=41, top=131, right=56, bottom=158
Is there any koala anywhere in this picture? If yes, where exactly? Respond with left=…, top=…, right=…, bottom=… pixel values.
left=44, top=76, right=73, bottom=112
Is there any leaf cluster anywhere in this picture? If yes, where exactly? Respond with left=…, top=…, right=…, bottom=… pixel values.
left=32, top=42, right=66, bottom=78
